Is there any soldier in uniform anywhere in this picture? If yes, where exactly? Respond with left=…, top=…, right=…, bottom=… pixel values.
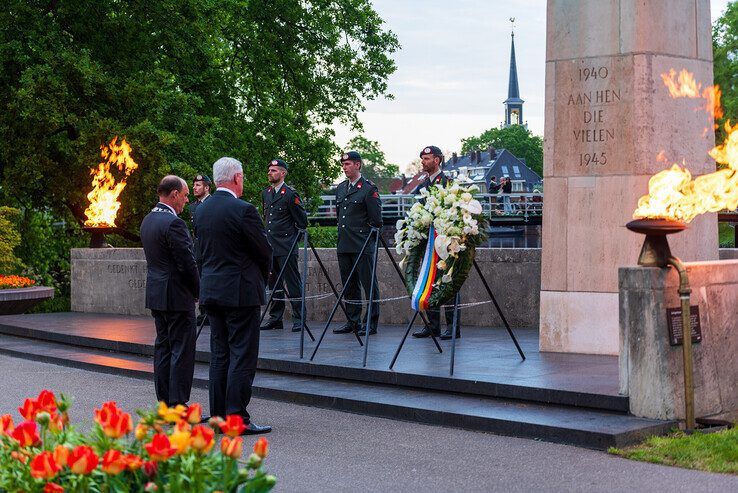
left=411, top=146, right=461, bottom=340
left=190, top=174, right=212, bottom=327
left=333, top=151, right=383, bottom=336
left=260, top=159, right=308, bottom=331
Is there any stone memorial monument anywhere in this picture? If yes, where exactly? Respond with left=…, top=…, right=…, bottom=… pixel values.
left=540, top=0, right=719, bottom=355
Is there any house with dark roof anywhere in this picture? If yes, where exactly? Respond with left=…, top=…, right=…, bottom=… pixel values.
left=443, top=147, right=541, bottom=192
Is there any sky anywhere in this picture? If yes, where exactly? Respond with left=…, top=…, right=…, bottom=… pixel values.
left=334, top=0, right=732, bottom=170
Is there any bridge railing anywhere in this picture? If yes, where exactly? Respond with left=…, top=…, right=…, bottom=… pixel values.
left=309, top=193, right=544, bottom=221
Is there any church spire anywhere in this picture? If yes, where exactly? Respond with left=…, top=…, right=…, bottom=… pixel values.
left=504, top=18, right=524, bottom=127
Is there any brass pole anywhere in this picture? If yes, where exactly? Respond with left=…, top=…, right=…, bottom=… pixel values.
left=667, top=256, right=695, bottom=431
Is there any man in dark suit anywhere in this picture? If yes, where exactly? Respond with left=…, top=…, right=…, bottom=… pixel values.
left=189, top=174, right=212, bottom=327
left=333, top=151, right=383, bottom=336
left=140, top=175, right=199, bottom=406
left=194, top=157, right=273, bottom=435
left=260, top=159, right=308, bottom=332
left=411, top=145, right=461, bottom=340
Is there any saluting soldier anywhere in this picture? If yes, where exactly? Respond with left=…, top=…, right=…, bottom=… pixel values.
left=412, top=145, right=461, bottom=340
left=333, top=151, right=383, bottom=336
left=190, top=174, right=212, bottom=327
left=260, top=159, right=309, bottom=332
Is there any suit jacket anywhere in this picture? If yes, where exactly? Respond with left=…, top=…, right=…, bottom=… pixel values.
left=188, top=195, right=210, bottom=265
left=335, top=176, right=383, bottom=254
left=414, top=171, right=449, bottom=194
left=262, top=184, right=308, bottom=257
left=194, top=190, right=272, bottom=307
left=140, top=202, right=200, bottom=311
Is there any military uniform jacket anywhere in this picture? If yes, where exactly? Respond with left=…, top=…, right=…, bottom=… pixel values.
left=188, top=195, right=210, bottom=264
left=261, top=184, right=308, bottom=257
left=414, top=171, right=450, bottom=194
left=335, top=176, right=383, bottom=254
left=140, top=203, right=200, bottom=311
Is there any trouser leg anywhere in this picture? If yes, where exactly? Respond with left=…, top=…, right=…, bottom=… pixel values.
left=338, top=253, right=361, bottom=325
left=152, top=310, right=171, bottom=405
left=357, top=253, right=379, bottom=329
left=281, top=254, right=304, bottom=326
left=167, top=309, right=196, bottom=405
left=205, top=306, right=229, bottom=417
left=224, top=306, right=260, bottom=422
left=267, top=256, right=285, bottom=322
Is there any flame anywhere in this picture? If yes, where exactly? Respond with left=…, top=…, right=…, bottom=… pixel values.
left=633, top=71, right=738, bottom=223
left=83, top=137, right=139, bottom=227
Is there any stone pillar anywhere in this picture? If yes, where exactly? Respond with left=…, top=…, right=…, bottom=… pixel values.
left=540, top=0, right=719, bottom=355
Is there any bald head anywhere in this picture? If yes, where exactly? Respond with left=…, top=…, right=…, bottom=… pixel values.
left=156, top=175, right=189, bottom=214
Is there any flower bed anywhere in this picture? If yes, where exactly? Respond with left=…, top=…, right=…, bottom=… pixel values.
left=0, top=275, right=36, bottom=290
left=394, top=181, right=488, bottom=309
left=0, top=390, right=276, bottom=492
left=0, top=283, right=54, bottom=315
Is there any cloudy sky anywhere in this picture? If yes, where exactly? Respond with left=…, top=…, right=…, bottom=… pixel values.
left=334, top=0, right=732, bottom=170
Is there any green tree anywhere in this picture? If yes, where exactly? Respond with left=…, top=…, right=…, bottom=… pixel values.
left=713, top=1, right=738, bottom=143
left=460, top=125, right=543, bottom=176
left=0, top=0, right=399, bottom=235
left=346, top=135, right=399, bottom=191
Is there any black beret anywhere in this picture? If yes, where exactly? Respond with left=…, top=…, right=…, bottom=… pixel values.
left=268, top=158, right=288, bottom=170
left=193, top=174, right=212, bottom=185
left=420, top=145, right=443, bottom=158
left=340, top=151, right=362, bottom=162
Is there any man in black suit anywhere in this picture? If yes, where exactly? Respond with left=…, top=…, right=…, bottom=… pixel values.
left=260, top=159, right=308, bottom=332
left=411, top=146, right=461, bottom=340
left=333, top=151, right=383, bottom=336
left=194, top=157, right=273, bottom=435
left=140, top=175, right=199, bottom=406
left=189, top=174, right=212, bottom=327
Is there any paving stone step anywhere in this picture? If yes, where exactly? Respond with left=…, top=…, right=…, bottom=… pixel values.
left=0, top=333, right=675, bottom=450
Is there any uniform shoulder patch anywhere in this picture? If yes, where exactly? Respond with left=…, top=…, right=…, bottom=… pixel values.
left=372, top=191, right=379, bottom=198
left=294, top=196, right=301, bottom=205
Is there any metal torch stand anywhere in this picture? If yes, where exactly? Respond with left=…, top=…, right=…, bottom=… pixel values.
left=390, top=259, right=526, bottom=376
left=310, top=228, right=442, bottom=367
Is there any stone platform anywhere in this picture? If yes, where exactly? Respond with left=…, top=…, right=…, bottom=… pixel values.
left=0, top=312, right=676, bottom=449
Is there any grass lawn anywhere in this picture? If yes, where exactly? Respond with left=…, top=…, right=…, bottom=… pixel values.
left=609, top=426, right=738, bottom=474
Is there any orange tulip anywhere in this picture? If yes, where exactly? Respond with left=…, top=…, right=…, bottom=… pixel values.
left=144, top=433, right=177, bottom=462
left=219, top=415, right=246, bottom=438
left=220, top=436, right=243, bottom=459
left=190, top=425, right=215, bottom=453
left=19, top=398, right=39, bottom=421
left=183, top=403, right=202, bottom=424
left=67, top=445, right=98, bottom=474
left=52, top=445, right=70, bottom=467
left=0, top=414, right=13, bottom=435
left=12, top=421, right=40, bottom=447
left=30, top=451, right=61, bottom=479
left=94, top=401, right=133, bottom=438
left=174, top=420, right=191, bottom=433
left=44, top=482, right=64, bottom=493
left=253, top=437, right=269, bottom=458
left=124, top=453, right=143, bottom=471
left=101, top=449, right=127, bottom=475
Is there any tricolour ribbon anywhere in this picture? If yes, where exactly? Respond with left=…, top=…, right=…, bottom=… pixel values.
left=411, top=224, right=439, bottom=311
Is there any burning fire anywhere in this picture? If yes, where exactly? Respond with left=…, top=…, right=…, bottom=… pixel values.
left=83, top=137, right=139, bottom=227
left=633, top=71, right=737, bottom=223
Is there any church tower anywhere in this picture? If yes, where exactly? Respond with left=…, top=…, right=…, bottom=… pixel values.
left=504, top=18, right=524, bottom=126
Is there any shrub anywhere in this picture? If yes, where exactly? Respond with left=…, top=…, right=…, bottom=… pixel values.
left=0, top=206, right=23, bottom=273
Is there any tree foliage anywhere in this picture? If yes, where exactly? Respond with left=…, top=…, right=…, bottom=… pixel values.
left=346, top=134, right=399, bottom=190
left=460, top=125, right=543, bottom=177
left=0, top=0, right=398, bottom=235
left=713, top=1, right=738, bottom=143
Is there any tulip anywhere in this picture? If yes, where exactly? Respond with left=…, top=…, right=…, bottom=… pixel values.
left=253, top=437, right=269, bottom=458
left=142, top=460, right=158, bottom=478
left=52, top=445, right=70, bottom=467
left=0, top=414, right=13, bottom=435
left=157, top=402, right=186, bottom=423
left=190, top=425, right=215, bottom=453
left=44, top=483, right=64, bottom=493
left=174, top=420, right=191, bottom=433
left=67, top=445, right=98, bottom=474
left=30, top=451, right=61, bottom=479
left=135, top=423, right=149, bottom=441
left=183, top=403, right=202, bottom=424
left=12, top=420, right=40, bottom=447
left=36, top=390, right=58, bottom=413
left=124, top=453, right=143, bottom=471
left=19, top=398, right=39, bottom=421
left=145, top=433, right=177, bottom=462
left=220, top=436, right=243, bottom=459
left=94, top=401, right=133, bottom=438
left=219, top=415, right=246, bottom=438
left=101, top=449, right=127, bottom=475
left=169, top=429, right=191, bottom=455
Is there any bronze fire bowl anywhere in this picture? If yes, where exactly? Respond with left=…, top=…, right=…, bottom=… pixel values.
left=82, top=226, right=118, bottom=248
left=626, top=218, right=686, bottom=267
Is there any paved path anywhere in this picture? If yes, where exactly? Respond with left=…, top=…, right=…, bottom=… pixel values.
left=0, top=355, right=735, bottom=492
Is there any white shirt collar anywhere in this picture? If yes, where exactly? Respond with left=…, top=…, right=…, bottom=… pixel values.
left=220, top=188, right=238, bottom=199
left=197, top=193, right=210, bottom=203
left=429, top=170, right=442, bottom=182
left=272, top=181, right=285, bottom=192
left=350, top=175, right=362, bottom=187
left=159, top=202, right=177, bottom=215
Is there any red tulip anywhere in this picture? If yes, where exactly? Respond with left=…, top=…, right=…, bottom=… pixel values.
left=94, top=401, right=133, bottom=438
left=36, top=390, right=58, bottom=413
left=142, top=460, right=158, bottom=478
left=0, top=414, right=13, bottom=435
left=67, top=445, right=98, bottom=474
left=30, top=451, right=61, bottom=479
left=12, top=421, right=40, bottom=447
left=220, top=436, right=244, bottom=458
left=144, top=433, right=177, bottom=462
left=101, top=449, right=127, bottom=475
left=19, top=398, right=39, bottom=421
left=219, top=415, right=246, bottom=437
left=253, top=437, right=269, bottom=458
left=44, top=483, right=64, bottom=493
left=190, top=425, right=215, bottom=453
left=124, top=453, right=143, bottom=471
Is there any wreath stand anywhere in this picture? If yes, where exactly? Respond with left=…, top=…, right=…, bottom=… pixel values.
left=310, top=228, right=442, bottom=367
left=390, top=259, right=526, bottom=376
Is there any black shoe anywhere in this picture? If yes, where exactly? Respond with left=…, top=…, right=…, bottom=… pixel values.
left=333, top=322, right=358, bottom=334
left=357, top=327, right=377, bottom=336
left=440, top=328, right=461, bottom=340
left=260, top=320, right=283, bottom=331
left=241, top=422, right=272, bottom=435
left=412, top=327, right=441, bottom=338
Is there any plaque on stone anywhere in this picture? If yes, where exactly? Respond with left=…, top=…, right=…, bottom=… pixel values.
left=666, top=306, right=701, bottom=346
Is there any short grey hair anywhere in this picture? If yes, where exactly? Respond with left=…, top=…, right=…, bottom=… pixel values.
left=212, top=157, right=243, bottom=185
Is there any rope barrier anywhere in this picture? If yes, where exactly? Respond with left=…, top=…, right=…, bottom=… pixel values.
left=268, top=291, right=494, bottom=309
